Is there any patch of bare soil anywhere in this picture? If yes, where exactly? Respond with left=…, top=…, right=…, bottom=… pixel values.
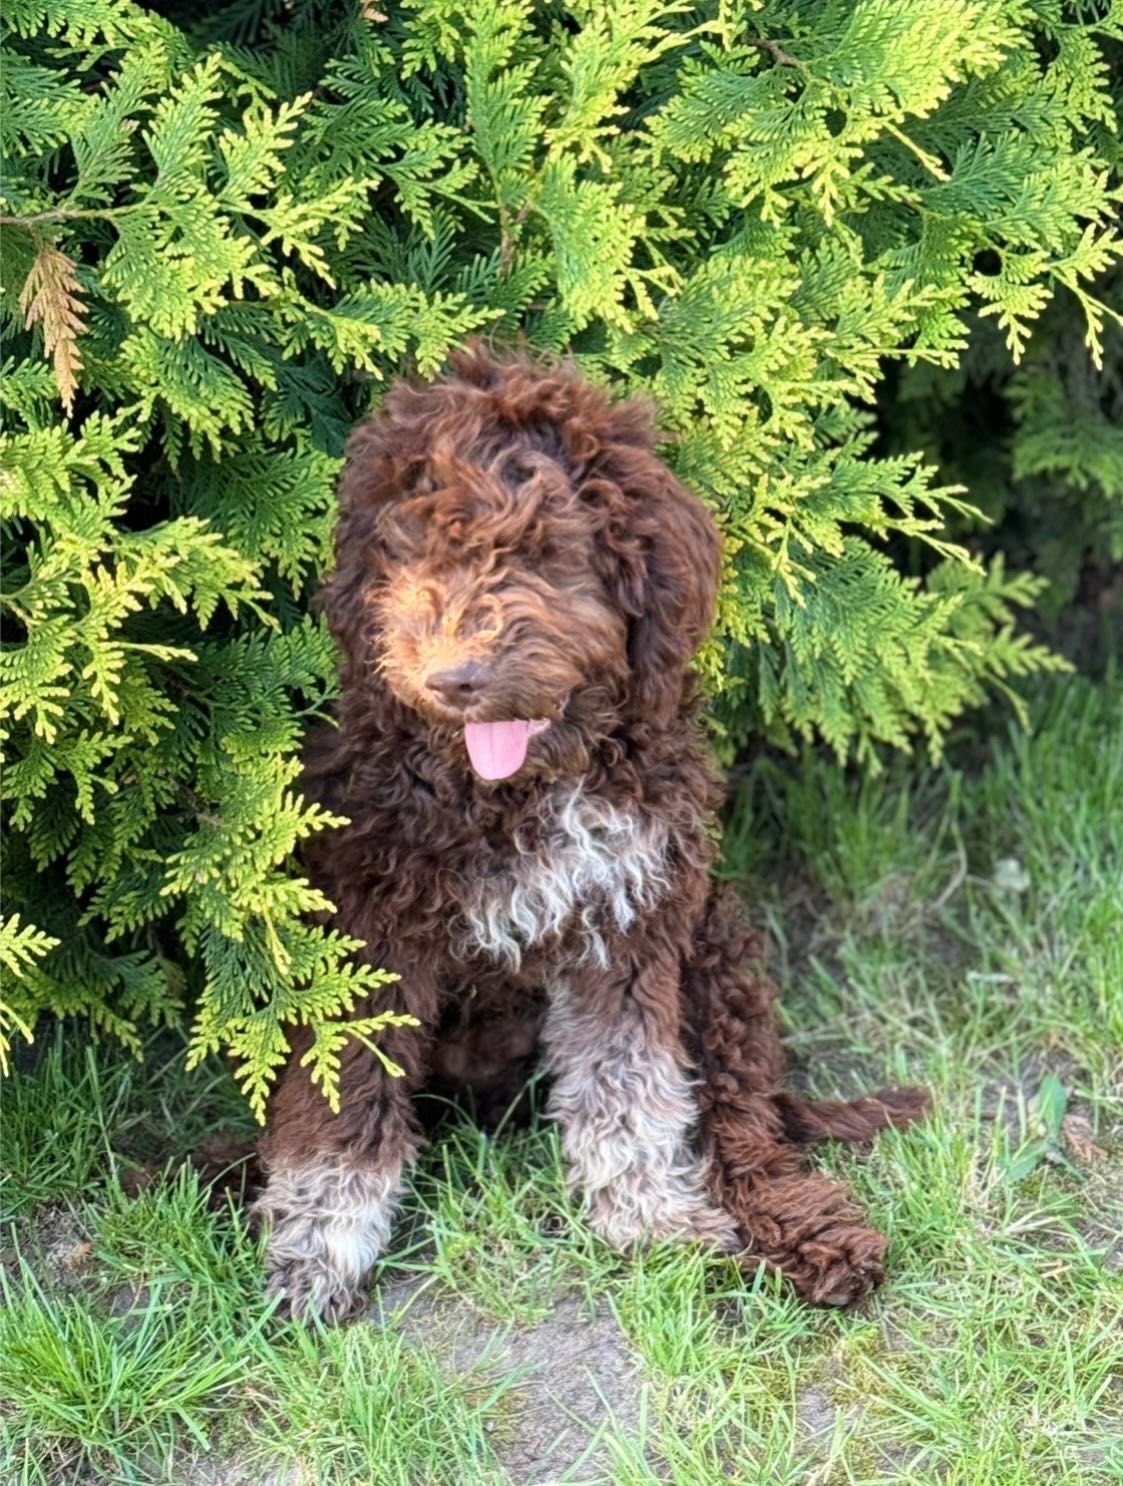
left=374, top=1274, right=651, bottom=1485
left=1, top=1202, right=94, bottom=1292
left=795, top=1385, right=839, bottom=1443
left=169, top=1458, right=301, bottom=1486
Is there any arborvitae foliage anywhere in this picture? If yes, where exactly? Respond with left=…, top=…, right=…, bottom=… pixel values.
left=2, top=0, right=1120, bottom=1105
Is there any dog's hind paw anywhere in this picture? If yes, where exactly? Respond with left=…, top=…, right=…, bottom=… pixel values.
left=797, top=1225, right=887, bottom=1307
left=733, top=1172, right=889, bottom=1309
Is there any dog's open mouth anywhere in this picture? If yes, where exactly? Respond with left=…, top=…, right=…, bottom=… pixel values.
left=463, top=719, right=550, bottom=780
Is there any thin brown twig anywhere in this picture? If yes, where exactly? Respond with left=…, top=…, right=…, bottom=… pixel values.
left=173, top=779, right=223, bottom=831
left=498, top=200, right=534, bottom=277
left=746, top=37, right=804, bottom=69
left=929, top=844, right=969, bottom=915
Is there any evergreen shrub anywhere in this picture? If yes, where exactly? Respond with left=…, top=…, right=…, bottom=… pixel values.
left=2, top=0, right=1119, bottom=1108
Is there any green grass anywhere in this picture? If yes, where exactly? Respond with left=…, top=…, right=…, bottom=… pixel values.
left=3, top=673, right=1121, bottom=1485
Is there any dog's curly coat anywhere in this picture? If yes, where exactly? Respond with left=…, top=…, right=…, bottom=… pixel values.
left=256, top=344, right=928, bottom=1321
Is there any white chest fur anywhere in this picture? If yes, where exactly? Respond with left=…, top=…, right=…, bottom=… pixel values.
left=459, top=787, right=670, bottom=970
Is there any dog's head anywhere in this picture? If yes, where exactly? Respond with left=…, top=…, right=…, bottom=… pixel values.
left=324, top=344, right=721, bottom=782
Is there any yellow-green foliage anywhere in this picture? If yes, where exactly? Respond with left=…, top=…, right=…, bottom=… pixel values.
left=2, top=0, right=1119, bottom=1107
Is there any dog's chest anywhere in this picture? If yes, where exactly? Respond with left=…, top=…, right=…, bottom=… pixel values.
left=457, top=788, right=669, bottom=970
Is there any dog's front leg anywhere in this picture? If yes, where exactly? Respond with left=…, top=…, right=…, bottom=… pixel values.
left=543, top=941, right=739, bottom=1253
left=255, top=966, right=437, bottom=1322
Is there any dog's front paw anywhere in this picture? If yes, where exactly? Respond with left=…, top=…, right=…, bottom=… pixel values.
left=584, top=1173, right=742, bottom=1253
left=264, top=1250, right=365, bottom=1325
left=254, top=1161, right=400, bottom=1325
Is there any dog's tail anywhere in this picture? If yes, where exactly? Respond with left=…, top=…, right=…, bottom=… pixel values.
left=685, top=886, right=929, bottom=1149
left=770, top=1086, right=931, bottom=1146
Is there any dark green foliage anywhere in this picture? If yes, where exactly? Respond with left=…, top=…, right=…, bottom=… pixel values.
left=2, top=0, right=1119, bottom=1104
left=884, top=272, right=1123, bottom=619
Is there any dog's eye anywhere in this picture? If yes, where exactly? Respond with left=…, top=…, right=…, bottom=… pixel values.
left=502, top=451, right=539, bottom=487
left=380, top=499, right=431, bottom=553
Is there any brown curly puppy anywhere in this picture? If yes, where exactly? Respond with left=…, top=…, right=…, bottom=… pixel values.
left=256, top=344, right=928, bottom=1321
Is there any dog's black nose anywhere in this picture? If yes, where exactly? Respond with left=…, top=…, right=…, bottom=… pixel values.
left=427, top=660, right=491, bottom=706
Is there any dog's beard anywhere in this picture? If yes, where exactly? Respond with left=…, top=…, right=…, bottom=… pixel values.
left=463, top=718, right=551, bottom=780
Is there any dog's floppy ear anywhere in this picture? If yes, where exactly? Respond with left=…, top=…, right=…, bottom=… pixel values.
left=587, top=405, right=722, bottom=727
left=625, top=464, right=722, bottom=726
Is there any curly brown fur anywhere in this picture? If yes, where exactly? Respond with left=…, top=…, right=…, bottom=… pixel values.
left=255, top=343, right=928, bottom=1321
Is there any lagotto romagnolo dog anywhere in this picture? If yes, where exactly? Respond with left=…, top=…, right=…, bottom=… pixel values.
left=255, top=343, right=928, bottom=1321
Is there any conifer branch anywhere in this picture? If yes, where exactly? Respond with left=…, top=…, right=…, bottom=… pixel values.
left=0, top=205, right=144, bottom=227
left=882, top=120, right=949, bottom=181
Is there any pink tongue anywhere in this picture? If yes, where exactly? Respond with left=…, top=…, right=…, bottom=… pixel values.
left=463, top=720, right=547, bottom=780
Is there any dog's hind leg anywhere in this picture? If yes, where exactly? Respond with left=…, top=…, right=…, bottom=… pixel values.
left=255, top=963, right=439, bottom=1323
left=685, top=885, right=927, bottom=1307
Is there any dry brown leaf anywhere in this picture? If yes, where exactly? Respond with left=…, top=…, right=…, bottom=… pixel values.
left=1061, top=1113, right=1107, bottom=1164
left=62, top=1240, right=93, bottom=1273
left=18, top=240, right=88, bottom=414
